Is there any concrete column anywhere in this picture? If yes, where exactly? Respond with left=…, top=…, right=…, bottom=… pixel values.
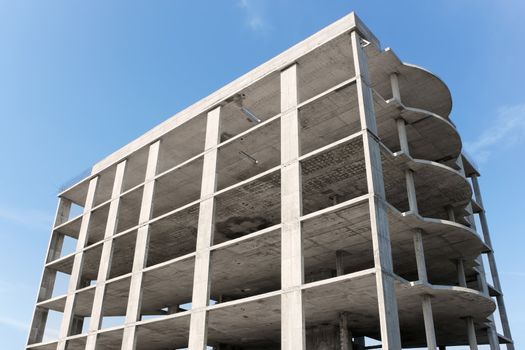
left=27, top=198, right=73, bottom=345
left=445, top=206, right=455, bottom=222
left=336, top=253, right=352, bottom=350
left=188, top=106, right=221, bottom=350
left=413, top=229, right=428, bottom=283
left=85, top=160, right=127, bottom=350
left=339, top=312, right=353, bottom=350
left=57, top=177, right=99, bottom=350
left=421, top=295, right=437, bottom=350
left=351, top=30, right=401, bottom=350
left=390, top=73, right=401, bottom=102
left=456, top=259, right=467, bottom=288
left=121, top=141, right=160, bottom=350
left=280, top=63, right=306, bottom=350
left=396, top=118, right=409, bottom=154
left=405, top=169, right=418, bottom=214
left=471, top=175, right=514, bottom=349
left=465, top=317, right=478, bottom=350
left=397, top=118, right=419, bottom=215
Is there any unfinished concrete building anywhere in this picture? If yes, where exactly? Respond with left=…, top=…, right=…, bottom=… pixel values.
left=27, top=12, right=514, bottom=350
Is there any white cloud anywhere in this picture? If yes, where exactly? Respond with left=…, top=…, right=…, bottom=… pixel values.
left=0, top=316, right=29, bottom=332
left=237, top=0, right=270, bottom=32
left=0, top=205, right=53, bottom=231
left=464, top=104, right=525, bottom=163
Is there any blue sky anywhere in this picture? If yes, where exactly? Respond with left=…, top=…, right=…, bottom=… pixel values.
left=1, top=1, right=524, bottom=349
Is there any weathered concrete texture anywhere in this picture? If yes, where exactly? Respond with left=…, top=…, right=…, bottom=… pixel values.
left=27, top=11, right=513, bottom=350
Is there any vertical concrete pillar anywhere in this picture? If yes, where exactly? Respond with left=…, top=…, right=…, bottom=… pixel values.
left=413, top=229, right=427, bottom=283
left=339, top=312, right=353, bottom=350
left=390, top=73, right=401, bottom=102
left=351, top=30, right=401, bottom=350
left=396, top=118, right=409, bottom=154
left=28, top=197, right=73, bottom=345
left=405, top=169, right=418, bottom=214
left=471, top=175, right=514, bottom=349
left=421, top=295, right=437, bottom=350
left=465, top=317, right=478, bottom=350
left=397, top=118, right=419, bottom=217
left=188, top=106, right=221, bottom=350
left=57, top=177, right=99, bottom=350
left=456, top=259, right=467, bottom=288
left=121, top=141, right=160, bottom=350
left=280, top=63, right=306, bottom=350
left=445, top=206, right=455, bottom=222
left=85, top=160, right=127, bottom=350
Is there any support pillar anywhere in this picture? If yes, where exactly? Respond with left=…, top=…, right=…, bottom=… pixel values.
left=121, top=141, right=160, bottom=350
left=457, top=259, right=467, bottom=288
left=471, top=175, right=514, bottom=349
left=280, top=63, right=306, bottom=350
left=57, top=177, right=99, bottom=350
left=188, top=106, right=221, bottom=350
left=466, top=317, right=478, bottom=350
left=28, top=197, right=72, bottom=345
left=85, top=160, right=127, bottom=350
left=413, top=229, right=427, bottom=282
left=351, top=30, right=401, bottom=349
left=421, top=295, right=437, bottom=350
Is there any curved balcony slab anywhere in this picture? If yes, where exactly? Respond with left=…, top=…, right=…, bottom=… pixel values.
left=388, top=207, right=489, bottom=285
left=375, top=96, right=461, bottom=165
left=366, top=46, right=452, bottom=118
left=399, top=281, right=496, bottom=347
left=382, top=148, right=472, bottom=222
left=303, top=271, right=495, bottom=347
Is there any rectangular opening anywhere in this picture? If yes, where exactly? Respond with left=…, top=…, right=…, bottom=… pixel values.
left=42, top=309, right=63, bottom=342
left=299, top=83, right=360, bottom=156
left=152, top=157, right=203, bottom=219
left=122, top=146, right=149, bottom=192
left=52, top=271, right=71, bottom=298
left=213, top=170, right=281, bottom=245
left=297, top=34, right=355, bottom=104
left=135, top=315, right=190, bottom=350
left=210, top=228, right=280, bottom=303
left=85, top=203, right=110, bottom=247
left=219, top=72, right=280, bottom=143
left=302, top=201, right=373, bottom=284
left=68, top=287, right=96, bottom=336
left=140, top=256, right=195, bottom=320
left=69, top=202, right=84, bottom=220
left=304, top=271, right=381, bottom=349
left=95, top=328, right=124, bottom=349
left=78, top=244, right=103, bottom=288
left=216, top=117, right=280, bottom=191
left=93, top=165, right=117, bottom=207
left=100, top=277, right=131, bottom=330
left=147, top=204, right=199, bottom=268
left=108, top=230, right=137, bottom=279
left=157, top=113, right=207, bottom=175
left=61, top=180, right=90, bottom=213
left=115, top=185, right=144, bottom=234
left=207, top=295, right=281, bottom=349
left=301, top=136, right=367, bottom=215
